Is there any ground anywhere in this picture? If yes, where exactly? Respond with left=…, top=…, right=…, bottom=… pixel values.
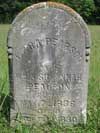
left=0, top=25, right=100, bottom=133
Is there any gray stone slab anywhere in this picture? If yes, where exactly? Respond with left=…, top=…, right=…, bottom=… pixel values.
left=7, top=2, right=91, bottom=125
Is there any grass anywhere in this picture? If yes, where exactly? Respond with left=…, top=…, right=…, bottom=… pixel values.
left=0, top=25, right=100, bottom=133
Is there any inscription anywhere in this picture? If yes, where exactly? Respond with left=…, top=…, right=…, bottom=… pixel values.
left=65, top=41, right=82, bottom=60
left=12, top=113, right=79, bottom=124
left=16, top=73, right=82, bottom=83
left=21, top=73, right=82, bottom=91
left=58, top=115, right=78, bottom=124
left=21, top=99, right=76, bottom=110
left=15, top=73, right=83, bottom=91
left=26, top=82, right=70, bottom=91
left=38, top=73, right=82, bottom=83
left=41, top=99, right=75, bottom=107
left=24, top=37, right=82, bottom=61
left=25, top=82, right=82, bottom=91
left=26, top=37, right=58, bottom=49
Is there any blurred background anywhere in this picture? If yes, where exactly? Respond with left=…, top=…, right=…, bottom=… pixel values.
left=0, top=0, right=100, bottom=24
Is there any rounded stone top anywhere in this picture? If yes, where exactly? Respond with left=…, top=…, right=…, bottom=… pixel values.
left=8, top=2, right=91, bottom=48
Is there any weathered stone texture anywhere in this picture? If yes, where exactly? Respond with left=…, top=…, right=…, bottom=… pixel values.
left=7, top=2, right=91, bottom=125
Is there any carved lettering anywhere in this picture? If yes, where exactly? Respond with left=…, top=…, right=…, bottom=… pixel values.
left=25, top=37, right=82, bottom=61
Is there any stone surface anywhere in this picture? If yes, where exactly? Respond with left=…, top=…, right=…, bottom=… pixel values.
left=7, top=2, right=91, bottom=125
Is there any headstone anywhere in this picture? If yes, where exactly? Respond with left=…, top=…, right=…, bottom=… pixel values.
left=7, top=2, right=91, bottom=125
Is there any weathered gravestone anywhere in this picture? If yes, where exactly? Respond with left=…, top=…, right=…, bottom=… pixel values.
left=7, top=2, right=91, bottom=125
